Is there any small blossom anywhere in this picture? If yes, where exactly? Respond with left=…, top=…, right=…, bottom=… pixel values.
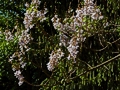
left=21, top=63, right=27, bottom=68
left=18, top=80, right=24, bottom=86
left=25, top=2, right=29, bottom=7
left=14, top=70, right=21, bottom=78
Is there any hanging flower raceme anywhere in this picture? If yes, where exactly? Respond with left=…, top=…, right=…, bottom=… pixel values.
left=9, top=0, right=47, bottom=86
left=47, top=48, right=64, bottom=71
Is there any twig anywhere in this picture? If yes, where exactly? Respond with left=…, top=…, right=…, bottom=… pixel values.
left=24, top=79, right=46, bottom=87
left=79, top=59, right=92, bottom=68
left=111, top=38, right=120, bottom=44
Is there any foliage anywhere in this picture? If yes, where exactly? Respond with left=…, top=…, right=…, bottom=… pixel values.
left=0, top=0, right=120, bottom=90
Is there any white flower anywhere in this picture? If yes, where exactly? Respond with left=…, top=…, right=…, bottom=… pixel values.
left=18, top=75, right=24, bottom=86
left=12, top=67, right=16, bottom=71
left=18, top=80, right=24, bottom=86
left=47, top=62, right=55, bottom=71
left=99, top=16, right=104, bottom=20
left=14, top=70, right=21, bottom=78
left=8, top=58, right=13, bottom=62
left=25, top=2, right=29, bottom=7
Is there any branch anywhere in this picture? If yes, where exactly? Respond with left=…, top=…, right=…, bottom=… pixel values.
left=84, top=38, right=120, bottom=52
left=70, top=54, right=120, bottom=80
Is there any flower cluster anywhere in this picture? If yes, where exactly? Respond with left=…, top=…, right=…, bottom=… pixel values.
left=9, top=0, right=47, bottom=86
left=51, top=15, right=63, bottom=31
left=9, top=52, right=25, bottom=86
left=4, top=30, right=14, bottom=41
left=67, top=37, right=79, bottom=61
left=14, top=70, right=24, bottom=86
left=23, top=0, right=47, bottom=30
left=50, top=0, right=104, bottom=67
left=47, top=48, right=64, bottom=71
left=76, top=0, right=103, bottom=20
left=18, top=31, right=33, bottom=53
